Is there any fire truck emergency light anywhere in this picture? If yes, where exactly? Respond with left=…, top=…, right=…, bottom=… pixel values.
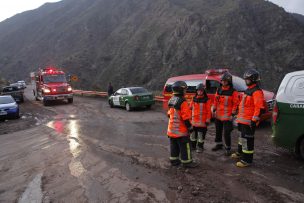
left=205, top=69, right=229, bottom=75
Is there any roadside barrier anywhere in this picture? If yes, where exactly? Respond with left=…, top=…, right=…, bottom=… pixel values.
left=73, top=90, right=165, bottom=102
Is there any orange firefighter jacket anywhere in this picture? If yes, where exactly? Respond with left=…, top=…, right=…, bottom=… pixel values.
left=167, top=96, right=192, bottom=138
left=190, top=95, right=211, bottom=127
left=213, top=86, right=239, bottom=121
left=236, top=84, right=265, bottom=125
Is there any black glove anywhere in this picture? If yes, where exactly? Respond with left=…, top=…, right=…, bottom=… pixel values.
left=250, top=120, right=256, bottom=129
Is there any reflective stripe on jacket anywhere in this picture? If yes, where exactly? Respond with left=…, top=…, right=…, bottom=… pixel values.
left=236, top=84, right=265, bottom=125
left=167, top=97, right=192, bottom=138
left=213, top=86, right=239, bottom=121
left=190, top=96, right=211, bottom=127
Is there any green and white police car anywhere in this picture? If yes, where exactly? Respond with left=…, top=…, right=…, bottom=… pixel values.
left=272, top=70, right=304, bottom=159
left=108, top=87, right=155, bottom=111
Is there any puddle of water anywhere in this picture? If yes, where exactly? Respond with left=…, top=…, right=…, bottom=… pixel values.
left=46, top=120, right=64, bottom=134
left=18, top=173, right=43, bottom=203
left=270, top=185, right=304, bottom=202
left=69, top=160, right=86, bottom=177
left=69, top=120, right=81, bottom=158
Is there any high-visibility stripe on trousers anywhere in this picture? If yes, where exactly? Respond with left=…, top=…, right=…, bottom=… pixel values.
left=169, top=136, right=193, bottom=164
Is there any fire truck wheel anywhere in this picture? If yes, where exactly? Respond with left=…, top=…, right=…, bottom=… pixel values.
left=43, top=100, right=48, bottom=106
left=68, top=98, right=73, bottom=104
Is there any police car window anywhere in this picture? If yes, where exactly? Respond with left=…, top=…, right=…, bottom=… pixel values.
left=121, top=89, right=128, bottom=95
left=232, top=76, right=247, bottom=92
left=130, top=88, right=148, bottom=94
left=42, top=74, right=67, bottom=83
left=206, top=80, right=220, bottom=94
left=115, top=89, right=123, bottom=95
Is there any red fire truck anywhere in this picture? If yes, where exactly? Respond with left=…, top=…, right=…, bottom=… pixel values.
left=162, top=69, right=275, bottom=121
left=31, top=67, right=73, bottom=106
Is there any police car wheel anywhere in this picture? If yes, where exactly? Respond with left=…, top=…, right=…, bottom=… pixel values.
left=109, top=100, right=114, bottom=108
left=300, top=138, right=304, bottom=160
left=125, top=102, right=131, bottom=111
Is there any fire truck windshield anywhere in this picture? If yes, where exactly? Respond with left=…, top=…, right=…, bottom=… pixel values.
left=42, top=74, right=67, bottom=83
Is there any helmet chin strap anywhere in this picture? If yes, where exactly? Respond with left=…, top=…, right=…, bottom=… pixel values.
left=245, top=80, right=255, bottom=86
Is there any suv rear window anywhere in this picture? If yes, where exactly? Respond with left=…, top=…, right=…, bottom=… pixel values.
left=232, top=76, right=247, bottom=92
left=164, top=80, right=204, bottom=93
left=206, top=80, right=220, bottom=94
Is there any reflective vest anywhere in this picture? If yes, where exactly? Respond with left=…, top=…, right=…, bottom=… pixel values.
left=167, top=96, right=192, bottom=138
left=213, top=86, right=239, bottom=121
left=236, top=84, right=265, bottom=125
left=190, top=96, right=211, bottom=127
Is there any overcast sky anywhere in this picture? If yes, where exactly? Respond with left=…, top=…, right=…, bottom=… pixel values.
left=0, top=0, right=62, bottom=22
left=269, top=0, right=304, bottom=15
left=0, top=0, right=303, bottom=23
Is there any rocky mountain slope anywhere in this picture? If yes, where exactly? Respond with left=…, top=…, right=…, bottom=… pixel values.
left=0, top=0, right=303, bottom=91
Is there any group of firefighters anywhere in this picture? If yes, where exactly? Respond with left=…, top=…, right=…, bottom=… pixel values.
left=167, top=69, right=264, bottom=168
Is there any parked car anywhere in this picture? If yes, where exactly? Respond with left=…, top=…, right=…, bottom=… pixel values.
left=17, top=80, right=27, bottom=88
left=108, top=87, right=155, bottom=111
left=0, top=95, right=20, bottom=120
left=1, top=86, right=24, bottom=103
left=272, top=70, right=304, bottom=160
left=10, top=83, right=24, bottom=89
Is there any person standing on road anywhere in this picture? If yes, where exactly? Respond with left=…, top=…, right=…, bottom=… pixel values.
left=107, top=82, right=114, bottom=97
left=232, top=69, right=265, bottom=167
left=190, top=83, right=211, bottom=153
left=167, top=81, right=198, bottom=168
left=211, top=72, right=239, bottom=156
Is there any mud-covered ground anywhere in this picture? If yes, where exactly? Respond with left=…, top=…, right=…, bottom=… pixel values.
left=0, top=87, right=303, bottom=203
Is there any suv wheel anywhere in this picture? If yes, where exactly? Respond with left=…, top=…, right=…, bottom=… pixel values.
left=125, top=102, right=131, bottom=111
left=68, top=98, right=73, bottom=103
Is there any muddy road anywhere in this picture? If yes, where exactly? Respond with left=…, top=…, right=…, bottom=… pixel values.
left=0, top=87, right=303, bottom=203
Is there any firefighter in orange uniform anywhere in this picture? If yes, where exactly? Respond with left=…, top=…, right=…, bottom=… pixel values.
left=211, top=72, right=239, bottom=156
left=190, top=83, right=211, bottom=153
left=167, top=81, right=198, bottom=168
left=232, top=69, right=265, bottom=167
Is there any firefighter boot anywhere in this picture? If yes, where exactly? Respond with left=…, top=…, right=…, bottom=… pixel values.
left=182, top=161, right=199, bottom=168
left=170, top=159, right=181, bottom=167
left=190, top=132, right=197, bottom=150
left=231, top=152, right=241, bottom=159
left=212, top=144, right=223, bottom=151
left=196, top=146, right=203, bottom=153
left=225, top=148, right=231, bottom=156
left=196, top=132, right=204, bottom=153
left=236, top=161, right=250, bottom=168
